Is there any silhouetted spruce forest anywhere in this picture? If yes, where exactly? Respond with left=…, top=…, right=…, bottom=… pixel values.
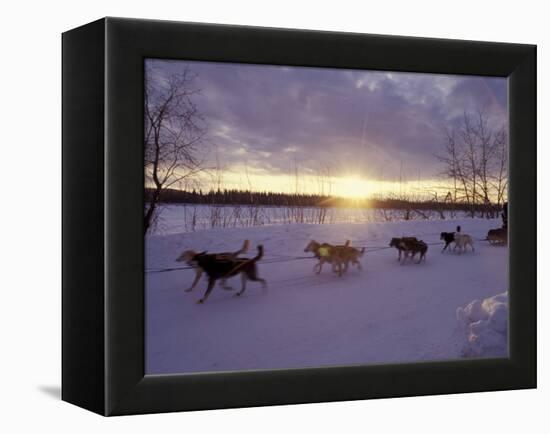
left=145, top=188, right=504, bottom=214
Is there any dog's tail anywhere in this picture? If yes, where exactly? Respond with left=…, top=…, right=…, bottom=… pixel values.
left=221, top=245, right=264, bottom=279
left=344, top=240, right=351, bottom=247
left=252, top=245, right=264, bottom=262
left=359, top=247, right=365, bottom=256
left=233, top=239, right=250, bottom=255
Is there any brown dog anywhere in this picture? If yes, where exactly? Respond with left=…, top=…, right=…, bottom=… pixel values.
left=389, top=237, right=427, bottom=263
left=389, top=237, right=418, bottom=261
left=403, top=240, right=428, bottom=263
left=304, top=240, right=364, bottom=276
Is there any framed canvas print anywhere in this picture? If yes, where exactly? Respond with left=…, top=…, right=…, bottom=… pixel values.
left=62, top=17, right=536, bottom=416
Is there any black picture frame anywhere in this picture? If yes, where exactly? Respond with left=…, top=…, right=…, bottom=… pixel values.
left=62, top=17, right=536, bottom=416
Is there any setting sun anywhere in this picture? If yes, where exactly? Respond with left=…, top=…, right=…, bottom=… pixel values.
left=333, top=176, right=372, bottom=199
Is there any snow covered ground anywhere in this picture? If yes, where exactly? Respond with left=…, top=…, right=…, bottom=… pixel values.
left=149, top=203, right=473, bottom=235
left=145, top=217, right=508, bottom=374
left=457, top=292, right=508, bottom=357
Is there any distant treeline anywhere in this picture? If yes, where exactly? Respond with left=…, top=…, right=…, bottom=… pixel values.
left=145, top=188, right=504, bottom=214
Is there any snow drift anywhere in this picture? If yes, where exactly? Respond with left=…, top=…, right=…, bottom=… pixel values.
left=456, top=292, right=508, bottom=357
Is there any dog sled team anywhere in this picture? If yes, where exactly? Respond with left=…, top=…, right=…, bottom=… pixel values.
left=176, top=224, right=478, bottom=303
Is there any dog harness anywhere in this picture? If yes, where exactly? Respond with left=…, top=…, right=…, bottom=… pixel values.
left=318, top=246, right=331, bottom=257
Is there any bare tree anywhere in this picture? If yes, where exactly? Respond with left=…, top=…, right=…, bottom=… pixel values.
left=461, top=113, right=480, bottom=216
left=474, top=112, right=492, bottom=215
left=436, top=111, right=508, bottom=218
left=144, top=66, right=207, bottom=233
left=490, top=126, right=508, bottom=207
left=449, top=127, right=470, bottom=206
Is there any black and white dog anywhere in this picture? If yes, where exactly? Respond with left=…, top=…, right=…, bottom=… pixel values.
left=440, top=232, right=455, bottom=252
left=187, top=245, right=266, bottom=304
left=176, top=240, right=249, bottom=292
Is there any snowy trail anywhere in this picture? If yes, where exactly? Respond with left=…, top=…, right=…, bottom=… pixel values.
left=145, top=218, right=507, bottom=374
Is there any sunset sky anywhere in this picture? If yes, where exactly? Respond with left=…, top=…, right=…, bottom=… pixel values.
left=146, top=59, right=507, bottom=199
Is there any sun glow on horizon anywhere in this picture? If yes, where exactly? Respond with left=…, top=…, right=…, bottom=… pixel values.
left=161, top=166, right=448, bottom=201
left=331, top=176, right=373, bottom=199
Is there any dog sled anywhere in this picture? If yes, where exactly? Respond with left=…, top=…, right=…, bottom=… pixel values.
left=486, top=227, right=507, bottom=245
left=486, top=202, right=508, bottom=245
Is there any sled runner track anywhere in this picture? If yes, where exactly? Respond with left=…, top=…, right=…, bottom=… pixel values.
left=145, top=238, right=492, bottom=274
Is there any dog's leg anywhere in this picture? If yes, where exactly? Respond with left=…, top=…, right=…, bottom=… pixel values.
left=246, top=267, right=267, bottom=291
left=186, top=269, right=202, bottom=292
left=317, top=260, right=324, bottom=274
left=248, top=274, right=267, bottom=290
left=197, top=279, right=216, bottom=304
left=235, top=274, right=247, bottom=297
left=256, top=277, right=268, bottom=290
left=219, top=278, right=233, bottom=290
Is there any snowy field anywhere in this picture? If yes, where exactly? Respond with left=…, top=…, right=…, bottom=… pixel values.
left=149, top=203, right=472, bottom=235
left=145, top=216, right=508, bottom=375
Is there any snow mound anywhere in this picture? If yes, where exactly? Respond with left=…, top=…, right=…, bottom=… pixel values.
left=456, top=292, right=508, bottom=358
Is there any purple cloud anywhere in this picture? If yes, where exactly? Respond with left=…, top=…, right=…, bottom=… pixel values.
left=146, top=59, right=507, bottom=183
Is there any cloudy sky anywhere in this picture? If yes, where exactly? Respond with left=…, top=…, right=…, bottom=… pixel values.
left=146, top=59, right=507, bottom=198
